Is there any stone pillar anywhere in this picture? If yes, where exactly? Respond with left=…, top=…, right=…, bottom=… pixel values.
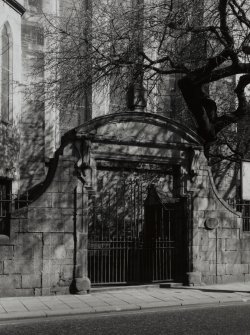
left=70, top=181, right=90, bottom=294
left=70, top=138, right=95, bottom=293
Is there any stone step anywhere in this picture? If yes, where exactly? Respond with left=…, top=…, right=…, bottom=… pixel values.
left=159, top=282, right=184, bottom=288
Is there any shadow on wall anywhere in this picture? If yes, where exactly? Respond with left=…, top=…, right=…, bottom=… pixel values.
left=0, top=122, right=20, bottom=181
left=19, top=98, right=46, bottom=192
left=211, top=160, right=239, bottom=201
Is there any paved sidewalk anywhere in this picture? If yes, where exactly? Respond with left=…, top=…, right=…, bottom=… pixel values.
left=0, top=283, right=250, bottom=321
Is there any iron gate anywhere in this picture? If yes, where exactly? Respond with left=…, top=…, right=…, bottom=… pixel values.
left=88, top=176, right=183, bottom=285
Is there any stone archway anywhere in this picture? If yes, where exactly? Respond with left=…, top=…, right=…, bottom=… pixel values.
left=73, top=112, right=203, bottom=286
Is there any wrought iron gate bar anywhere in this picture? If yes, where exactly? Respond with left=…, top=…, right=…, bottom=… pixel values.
left=88, top=176, right=179, bottom=285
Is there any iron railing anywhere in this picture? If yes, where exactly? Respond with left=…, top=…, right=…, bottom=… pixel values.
left=0, top=192, right=29, bottom=235
left=228, top=199, right=250, bottom=231
left=88, top=237, right=175, bottom=285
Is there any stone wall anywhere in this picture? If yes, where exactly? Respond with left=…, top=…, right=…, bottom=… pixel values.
left=190, top=152, right=246, bottom=285
left=1, top=113, right=250, bottom=296
left=0, top=143, right=89, bottom=296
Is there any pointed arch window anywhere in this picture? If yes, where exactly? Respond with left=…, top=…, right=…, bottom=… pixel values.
left=1, top=23, right=13, bottom=123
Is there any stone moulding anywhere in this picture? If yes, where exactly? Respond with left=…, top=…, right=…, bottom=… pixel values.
left=75, top=111, right=204, bottom=146
left=18, top=112, right=204, bottom=207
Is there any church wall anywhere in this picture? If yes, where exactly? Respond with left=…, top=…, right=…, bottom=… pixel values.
left=0, top=1, right=23, bottom=192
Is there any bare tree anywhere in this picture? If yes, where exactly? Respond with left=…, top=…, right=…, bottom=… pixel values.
left=32, top=0, right=250, bottom=150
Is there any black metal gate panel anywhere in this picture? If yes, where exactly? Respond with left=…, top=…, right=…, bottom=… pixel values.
left=88, top=172, right=182, bottom=285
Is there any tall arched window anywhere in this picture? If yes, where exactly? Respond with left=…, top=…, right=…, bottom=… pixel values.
left=1, top=23, right=13, bottom=123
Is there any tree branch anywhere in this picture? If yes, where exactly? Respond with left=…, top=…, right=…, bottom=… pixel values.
left=218, top=0, right=239, bottom=64
left=214, top=74, right=250, bottom=133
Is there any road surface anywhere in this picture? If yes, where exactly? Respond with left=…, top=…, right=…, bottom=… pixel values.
left=0, top=303, right=249, bottom=334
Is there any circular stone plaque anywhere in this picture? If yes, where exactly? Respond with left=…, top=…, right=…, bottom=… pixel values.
left=205, top=218, right=219, bottom=230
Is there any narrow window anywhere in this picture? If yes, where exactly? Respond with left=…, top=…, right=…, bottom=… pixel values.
left=0, top=180, right=11, bottom=236
left=1, top=23, right=13, bottom=123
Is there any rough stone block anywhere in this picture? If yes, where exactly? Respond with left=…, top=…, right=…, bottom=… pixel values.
left=63, top=234, right=74, bottom=249
left=51, top=234, right=64, bottom=245
left=0, top=246, right=14, bottom=259
left=242, top=251, right=250, bottom=263
left=62, top=209, right=74, bottom=232
left=201, top=239, right=216, bottom=251
left=186, top=272, right=202, bottom=286
left=217, top=228, right=232, bottom=239
left=17, top=218, right=29, bottom=232
left=41, top=288, right=51, bottom=296
left=43, top=233, right=51, bottom=245
left=13, top=208, right=28, bottom=219
left=29, top=193, right=52, bottom=208
left=217, top=264, right=226, bottom=275
left=218, top=250, right=241, bottom=264
left=41, top=273, right=51, bottom=287
left=225, top=238, right=240, bottom=251
left=14, top=245, right=33, bottom=259
left=28, top=208, right=61, bottom=225
left=50, top=220, right=64, bottom=232
left=226, top=264, right=248, bottom=275
left=59, top=181, right=75, bottom=193
left=196, top=261, right=210, bottom=273
left=66, top=249, right=74, bottom=258
left=244, top=274, right=250, bottom=281
left=15, top=289, right=36, bottom=296
left=22, top=274, right=41, bottom=288
left=217, top=238, right=226, bottom=250
left=14, top=233, right=43, bottom=261
left=216, top=274, right=245, bottom=284
left=0, top=275, right=21, bottom=288
left=47, top=181, right=60, bottom=193
left=52, top=245, right=67, bottom=259
left=209, top=264, right=216, bottom=274
left=61, top=265, right=74, bottom=277
left=208, top=239, right=216, bottom=249
left=78, top=234, right=88, bottom=250
left=42, top=260, right=52, bottom=274
left=189, top=247, right=199, bottom=260
left=204, top=250, right=216, bottom=261
left=193, top=217, right=205, bottom=228
left=61, top=168, right=72, bottom=182
left=35, top=288, right=42, bottom=296
left=0, top=262, right=3, bottom=274
left=202, top=275, right=216, bottom=285
left=52, top=192, right=74, bottom=209
left=237, top=217, right=242, bottom=228
left=231, top=229, right=240, bottom=239
left=207, top=230, right=216, bottom=238
left=4, top=259, right=36, bottom=275
left=241, top=239, right=250, bottom=251
left=17, top=232, right=42, bottom=246
left=43, top=246, right=52, bottom=260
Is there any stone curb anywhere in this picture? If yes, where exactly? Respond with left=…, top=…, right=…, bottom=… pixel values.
left=0, top=299, right=249, bottom=322
left=160, top=286, right=250, bottom=294
left=192, top=288, right=250, bottom=294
